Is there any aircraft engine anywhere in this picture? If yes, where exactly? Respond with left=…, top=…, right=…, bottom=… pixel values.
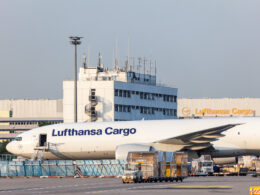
left=115, top=144, right=154, bottom=160
left=213, top=157, right=237, bottom=165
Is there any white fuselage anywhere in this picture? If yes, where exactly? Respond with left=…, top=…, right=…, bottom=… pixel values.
left=6, top=117, right=260, bottom=160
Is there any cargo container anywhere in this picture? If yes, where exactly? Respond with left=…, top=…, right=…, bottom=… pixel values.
left=122, top=151, right=188, bottom=183
left=254, top=159, right=260, bottom=177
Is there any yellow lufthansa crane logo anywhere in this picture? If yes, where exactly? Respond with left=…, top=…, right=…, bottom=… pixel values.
left=182, top=107, right=191, bottom=116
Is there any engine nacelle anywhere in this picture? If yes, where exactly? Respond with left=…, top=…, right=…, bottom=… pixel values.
left=115, top=144, right=154, bottom=160
left=213, top=157, right=237, bottom=165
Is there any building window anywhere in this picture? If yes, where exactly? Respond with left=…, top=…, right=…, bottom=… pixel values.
left=140, top=92, right=143, bottom=99
left=170, top=109, right=173, bottom=116
left=115, top=104, right=132, bottom=113
left=127, top=91, right=131, bottom=98
left=174, top=96, right=177, bottom=102
left=115, top=89, right=119, bottom=96
left=152, top=108, right=155, bottom=114
left=144, top=107, right=147, bottom=114
left=174, top=109, right=177, bottom=116
left=116, top=89, right=131, bottom=98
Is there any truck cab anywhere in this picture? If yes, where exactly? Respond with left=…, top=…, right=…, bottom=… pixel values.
left=192, top=155, right=214, bottom=176
left=122, top=163, right=142, bottom=183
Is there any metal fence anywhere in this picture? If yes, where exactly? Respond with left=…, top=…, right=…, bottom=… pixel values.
left=0, top=160, right=126, bottom=177
left=0, top=154, right=17, bottom=161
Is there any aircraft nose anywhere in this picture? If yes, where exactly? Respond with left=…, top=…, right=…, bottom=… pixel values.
left=6, top=141, right=14, bottom=154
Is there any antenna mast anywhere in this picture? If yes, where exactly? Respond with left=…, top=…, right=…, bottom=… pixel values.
left=83, top=53, right=87, bottom=69
left=98, top=52, right=103, bottom=68
left=155, top=60, right=157, bottom=79
left=143, top=57, right=146, bottom=77
left=131, top=57, right=135, bottom=72
left=114, top=39, right=119, bottom=70
left=127, top=38, right=130, bottom=72
left=150, top=59, right=152, bottom=75
left=88, top=45, right=90, bottom=67
left=137, top=57, right=142, bottom=74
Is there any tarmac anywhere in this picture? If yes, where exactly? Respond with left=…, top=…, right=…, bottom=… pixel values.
left=0, top=176, right=259, bottom=195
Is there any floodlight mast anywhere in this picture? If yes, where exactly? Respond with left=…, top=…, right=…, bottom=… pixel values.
left=69, top=36, right=83, bottom=123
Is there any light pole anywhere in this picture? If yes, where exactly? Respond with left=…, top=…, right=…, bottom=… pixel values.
left=69, top=36, right=83, bottom=123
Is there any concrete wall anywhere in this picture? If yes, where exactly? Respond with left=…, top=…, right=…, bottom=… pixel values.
left=63, top=81, right=114, bottom=123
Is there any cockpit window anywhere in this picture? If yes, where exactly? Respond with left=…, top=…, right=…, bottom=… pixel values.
left=14, top=137, right=22, bottom=141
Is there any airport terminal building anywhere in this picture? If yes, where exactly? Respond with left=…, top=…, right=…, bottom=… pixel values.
left=0, top=99, right=63, bottom=142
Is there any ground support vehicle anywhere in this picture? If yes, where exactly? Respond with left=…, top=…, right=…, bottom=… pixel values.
left=222, top=165, right=239, bottom=176
left=191, top=155, right=214, bottom=176
left=122, top=151, right=188, bottom=183
left=256, top=159, right=260, bottom=176
left=252, top=159, right=260, bottom=177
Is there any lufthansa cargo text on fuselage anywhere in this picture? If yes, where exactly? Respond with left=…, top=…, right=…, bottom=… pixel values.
left=52, top=127, right=137, bottom=137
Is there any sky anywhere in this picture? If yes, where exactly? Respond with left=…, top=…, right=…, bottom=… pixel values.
left=0, top=0, right=260, bottom=99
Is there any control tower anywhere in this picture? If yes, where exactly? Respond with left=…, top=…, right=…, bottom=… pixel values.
left=63, top=54, right=177, bottom=122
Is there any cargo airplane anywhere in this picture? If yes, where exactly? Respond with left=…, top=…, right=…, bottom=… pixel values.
left=6, top=117, right=260, bottom=162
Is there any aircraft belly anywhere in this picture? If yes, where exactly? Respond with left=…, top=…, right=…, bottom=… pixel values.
left=210, top=149, right=260, bottom=157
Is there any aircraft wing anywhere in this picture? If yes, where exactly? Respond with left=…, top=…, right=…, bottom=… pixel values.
left=155, top=124, right=241, bottom=151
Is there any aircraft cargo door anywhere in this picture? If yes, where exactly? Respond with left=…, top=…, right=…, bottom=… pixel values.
left=39, top=134, right=47, bottom=147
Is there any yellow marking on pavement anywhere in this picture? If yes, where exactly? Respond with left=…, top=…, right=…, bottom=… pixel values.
left=166, top=185, right=232, bottom=189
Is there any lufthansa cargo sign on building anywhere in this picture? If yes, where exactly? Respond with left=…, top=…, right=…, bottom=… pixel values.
left=178, top=98, right=260, bottom=118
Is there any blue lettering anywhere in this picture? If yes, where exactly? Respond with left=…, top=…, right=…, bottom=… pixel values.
left=51, top=127, right=136, bottom=137
left=130, top=128, right=136, bottom=134
left=64, top=129, right=68, bottom=136
left=57, top=130, right=63, bottom=136
left=97, top=129, right=102, bottom=135
left=52, top=129, right=57, bottom=136
left=71, top=129, right=77, bottom=135
left=78, top=130, right=84, bottom=135
left=68, top=129, right=72, bottom=136
left=123, top=128, right=130, bottom=136
left=91, top=129, right=96, bottom=135
left=105, top=127, right=113, bottom=135
left=113, top=128, right=120, bottom=134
